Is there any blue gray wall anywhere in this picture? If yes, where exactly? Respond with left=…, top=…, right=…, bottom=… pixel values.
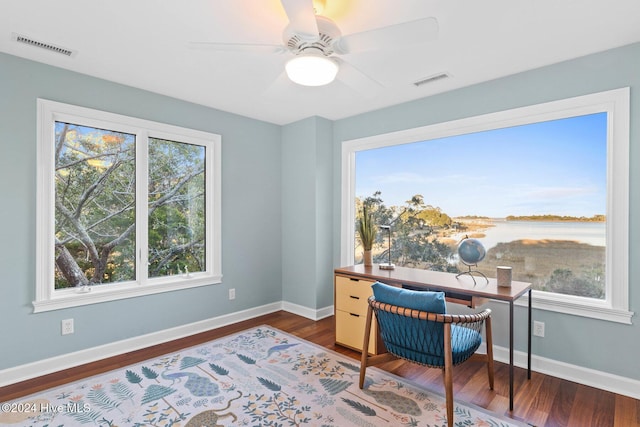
left=281, top=116, right=334, bottom=310
left=332, top=42, right=640, bottom=381
left=1, top=41, right=638, bottom=384
left=0, top=52, right=283, bottom=370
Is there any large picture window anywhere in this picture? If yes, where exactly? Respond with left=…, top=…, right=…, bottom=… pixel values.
left=35, top=99, right=222, bottom=312
left=341, top=88, right=631, bottom=323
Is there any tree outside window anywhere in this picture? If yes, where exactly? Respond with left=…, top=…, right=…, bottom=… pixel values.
left=36, top=99, right=221, bottom=312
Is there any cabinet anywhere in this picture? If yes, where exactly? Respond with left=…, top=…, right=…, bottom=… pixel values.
left=334, top=274, right=384, bottom=354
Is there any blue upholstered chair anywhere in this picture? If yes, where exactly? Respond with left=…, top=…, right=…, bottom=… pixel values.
left=359, top=282, right=494, bottom=427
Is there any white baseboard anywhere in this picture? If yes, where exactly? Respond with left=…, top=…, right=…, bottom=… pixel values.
left=0, top=301, right=282, bottom=388
left=282, top=301, right=334, bottom=320
left=492, top=345, right=640, bottom=400
left=2, top=302, right=638, bottom=401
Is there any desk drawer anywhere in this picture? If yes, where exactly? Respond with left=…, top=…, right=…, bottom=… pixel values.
left=335, top=309, right=377, bottom=354
left=335, top=276, right=374, bottom=315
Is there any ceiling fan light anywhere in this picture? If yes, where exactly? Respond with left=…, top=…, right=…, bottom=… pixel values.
left=285, top=54, right=338, bottom=86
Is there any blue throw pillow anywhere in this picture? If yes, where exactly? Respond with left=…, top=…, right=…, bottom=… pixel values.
left=372, top=281, right=446, bottom=314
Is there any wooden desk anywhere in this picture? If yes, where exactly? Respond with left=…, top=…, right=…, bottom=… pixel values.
left=334, top=264, right=532, bottom=411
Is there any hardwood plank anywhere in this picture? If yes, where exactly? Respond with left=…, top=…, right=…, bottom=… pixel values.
left=614, top=395, right=640, bottom=427
left=1, top=311, right=639, bottom=427
left=567, top=384, right=615, bottom=427
left=522, top=373, right=565, bottom=427
left=545, top=376, right=577, bottom=427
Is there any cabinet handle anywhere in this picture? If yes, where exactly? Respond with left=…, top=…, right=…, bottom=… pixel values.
left=349, top=295, right=360, bottom=300
left=349, top=278, right=359, bottom=282
left=349, top=313, right=360, bottom=317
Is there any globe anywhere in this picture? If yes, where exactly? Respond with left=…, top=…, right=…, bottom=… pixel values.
left=457, top=237, right=486, bottom=266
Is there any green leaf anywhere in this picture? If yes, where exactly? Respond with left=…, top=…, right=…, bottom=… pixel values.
left=141, top=366, right=158, bottom=380
left=357, top=204, right=377, bottom=250
left=338, top=361, right=360, bottom=373
left=125, top=370, right=143, bottom=385
left=180, top=356, right=206, bottom=370
left=257, top=377, right=282, bottom=392
left=236, top=353, right=257, bottom=365
left=319, top=378, right=352, bottom=395
left=341, top=397, right=376, bottom=416
left=141, top=384, right=177, bottom=405
left=209, top=363, right=229, bottom=376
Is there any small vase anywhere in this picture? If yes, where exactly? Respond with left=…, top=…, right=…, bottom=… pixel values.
left=363, top=250, right=373, bottom=267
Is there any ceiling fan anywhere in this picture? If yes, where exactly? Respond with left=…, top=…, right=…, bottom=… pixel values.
left=190, top=0, right=438, bottom=89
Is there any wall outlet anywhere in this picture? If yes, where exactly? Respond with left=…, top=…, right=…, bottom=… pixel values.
left=533, top=320, right=545, bottom=337
left=61, top=318, right=74, bottom=335
left=229, top=288, right=236, bottom=300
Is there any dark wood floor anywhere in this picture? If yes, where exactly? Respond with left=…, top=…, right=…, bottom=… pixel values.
left=1, top=311, right=639, bottom=426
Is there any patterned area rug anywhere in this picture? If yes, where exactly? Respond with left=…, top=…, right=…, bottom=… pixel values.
left=1, top=326, right=528, bottom=426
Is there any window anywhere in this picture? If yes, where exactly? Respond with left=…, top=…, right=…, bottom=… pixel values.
left=341, top=88, right=631, bottom=323
left=35, top=99, right=221, bottom=312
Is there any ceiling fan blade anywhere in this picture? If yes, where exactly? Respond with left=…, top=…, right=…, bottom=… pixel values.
left=263, top=71, right=299, bottom=99
left=188, top=41, right=286, bottom=54
left=333, top=17, right=438, bottom=55
left=280, top=0, right=319, bottom=40
left=335, top=59, right=382, bottom=99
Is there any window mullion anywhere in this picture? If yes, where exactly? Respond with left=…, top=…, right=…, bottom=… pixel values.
left=137, top=130, right=150, bottom=285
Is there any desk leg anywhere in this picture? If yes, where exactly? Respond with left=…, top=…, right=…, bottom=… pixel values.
left=509, top=300, right=514, bottom=411
left=528, top=288, right=532, bottom=379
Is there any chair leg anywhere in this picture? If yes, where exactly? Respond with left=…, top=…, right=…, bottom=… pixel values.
left=485, top=316, right=495, bottom=390
left=359, top=304, right=374, bottom=389
left=443, top=323, right=454, bottom=427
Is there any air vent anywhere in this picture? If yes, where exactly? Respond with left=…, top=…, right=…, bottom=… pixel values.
left=413, top=72, right=450, bottom=87
left=12, top=33, right=76, bottom=57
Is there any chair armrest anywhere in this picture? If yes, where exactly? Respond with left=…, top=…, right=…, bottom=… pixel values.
left=368, top=296, right=492, bottom=324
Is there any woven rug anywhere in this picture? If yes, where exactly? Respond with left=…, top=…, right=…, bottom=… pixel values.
left=1, top=326, right=528, bottom=426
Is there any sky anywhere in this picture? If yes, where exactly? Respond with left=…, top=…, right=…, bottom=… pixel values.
left=355, top=112, right=607, bottom=218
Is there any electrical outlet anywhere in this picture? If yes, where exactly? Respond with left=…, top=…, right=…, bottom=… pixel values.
left=533, top=320, right=545, bottom=337
left=61, top=318, right=74, bottom=335
left=229, top=288, right=236, bottom=300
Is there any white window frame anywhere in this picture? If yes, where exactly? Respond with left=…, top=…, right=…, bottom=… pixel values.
left=341, top=88, right=632, bottom=324
left=34, top=99, right=222, bottom=313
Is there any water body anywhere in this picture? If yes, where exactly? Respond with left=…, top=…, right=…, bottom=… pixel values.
left=477, top=220, right=606, bottom=250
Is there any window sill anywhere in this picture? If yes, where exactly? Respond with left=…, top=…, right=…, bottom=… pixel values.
left=514, top=290, right=634, bottom=324
left=32, top=274, right=222, bottom=313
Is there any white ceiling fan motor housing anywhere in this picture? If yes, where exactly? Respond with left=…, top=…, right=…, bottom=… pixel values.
left=283, top=15, right=342, bottom=56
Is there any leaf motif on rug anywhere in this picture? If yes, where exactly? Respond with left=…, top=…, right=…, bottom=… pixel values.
left=209, top=363, right=230, bottom=377
left=243, top=392, right=312, bottom=425
left=336, top=406, right=380, bottom=426
left=141, top=366, right=159, bottom=381
left=140, top=384, right=177, bottom=405
left=342, top=397, right=377, bottom=416
left=236, top=353, right=258, bottom=366
left=320, top=378, right=352, bottom=395
left=257, top=377, right=282, bottom=393
left=86, top=384, right=122, bottom=413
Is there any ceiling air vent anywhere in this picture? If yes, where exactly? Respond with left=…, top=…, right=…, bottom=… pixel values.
left=413, top=72, right=450, bottom=87
left=12, top=33, right=76, bottom=57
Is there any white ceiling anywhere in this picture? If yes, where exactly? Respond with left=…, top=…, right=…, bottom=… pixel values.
left=3, top=0, right=640, bottom=125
